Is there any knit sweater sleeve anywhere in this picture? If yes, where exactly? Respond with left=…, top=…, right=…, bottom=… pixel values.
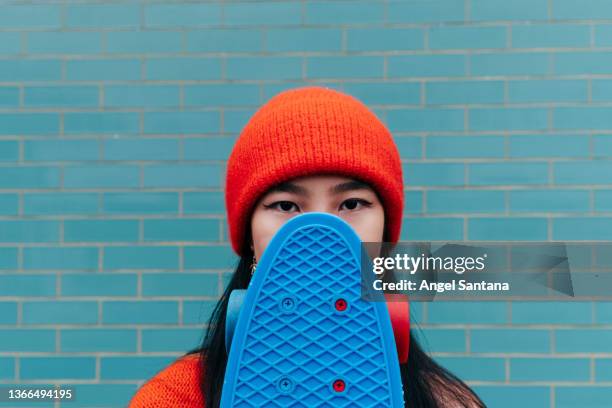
left=128, top=353, right=205, bottom=408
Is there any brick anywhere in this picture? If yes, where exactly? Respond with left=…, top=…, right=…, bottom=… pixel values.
left=508, top=80, right=587, bottom=103
left=183, top=300, right=218, bottom=325
left=553, top=217, right=612, bottom=240
left=104, top=138, right=179, bottom=160
left=147, top=57, right=221, bottom=80
left=471, top=53, right=549, bottom=76
left=556, top=329, right=612, bottom=352
left=395, top=136, right=422, bottom=159
left=0, top=357, right=14, bottom=379
left=473, top=386, right=549, bottom=408
left=0, top=113, right=59, bottom=135
left=470, top=108, right=548, bottom=131
left=268, top=29, right=342, bottom=52
left=23, top=247, right=98, bottom=270
left=556, top=52, right=612, bottom=75
left=143, top=111, right=220, bottom=134
left=63, top=165, right=140, bottom=188
left=388, top=55, right=466, bottom=77
left=404, top=163, right=465, bottom=186
left=0, top=221, right=58, bottom=243
left=27, top=32, right=102, bottom=54
left=0, top=167, right=59, bottom=189
left=226, top=2, right=301, bottom=25
left=61, top=329, right=137, bottom=352
left=183, top=137, right=236, bottom=161
left=226, top=57, right=302, bottom=80
left=387, top=0, right=464, bottom=23
left=103, top=301, right=178, bottom=324
left=471, top=329, right=550, bottom=353
left=144, top=219, right=218, bottom=242
left=595, top=25, right=612, bottom=46
left=401, top=217, right=464, bottom=240
left=343, top=82, right=420, bottom=105
left=141, top=329, right=204, bottom=352
left=469, top=162, right=548, bottom=186
left=555, top=161, right=612, bottom=184
left=469, top=217, right=547, bottom=240
left=183, top=192, right=224, bottom=214
left=556, top=387, right=612, bottom=408
left=428, top=301, right=507, bottom=324
left=426, top=135, right=504, bottom=158
left=107, top=31, right=183, bottom=53
left=510, top=189, right=590, bottom=213
left=0, top=303, right=17, bottom=325
left=595, top=358, right=612, bottom=381
left=0, top=329, right=55, bottom=352
left=0, top=141, right=18, bottom=162
left=186, top=29, right=263, bottom=53
left=104, top=192, right=178, bottom=214
left=23, top=301, right=98, bottom=325
left=471, top=0, right=548, bottom=21
left=428, top=190, right=505, bottom=214
left=65, top=112, right=139, bottom=135
left=184, top=245, right=237, bottom=269
left=512, top=302, right=592, bottom=324
left=62, top=274, right=137, bottom=297
left=427, top=80, right=504, bottom=105
left=595, top=190, right=612, bottom=211
left=24, top=193, right=98, bottom=215
left=144, top=165, right=221, bottom=188
left=305, top=1, right=382, bottom=24
left=25, top=85, right=99, bottom=107
left=24, top=140, right=99, bottom=161
left=429, top=26, right=506, bottom=49
left=145, top=3, right=220, bottom=27
left=0, top=5, right=60, bottom=28
left=553, top=0, right=612, bottom=19
left=513, top=24, right=590, bottom=48
left=509, top=135, right=589, bottom=157
left=66, top=4, right=140, bottom=28
left=0, top=87, right=19, bottom=106
left=0, top=195, right=17, bottom=215
left=388, top=108, right=464, bottom=132
left=66, top=59, right=141, bottom=81
left=105, top=85, right=180, bottom=108
left=64, top=220, right=139, bottom=243
left=436, top=357, right=505, bottom=381
left=142, top=273, right=218, bottom=297
left=184, top=84, right=260, bottom=107
left=347, top=28, right=423, bottom=51
left=21, top=357, right=95, bottom=380
left=308, top=56, right=383, bottom=79
left=412, top=328, right=466, bottom=353
left=104, top=246, right=179, bottom=270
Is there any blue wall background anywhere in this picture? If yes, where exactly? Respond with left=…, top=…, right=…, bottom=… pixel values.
left=1, top=1, right=612, bottom=407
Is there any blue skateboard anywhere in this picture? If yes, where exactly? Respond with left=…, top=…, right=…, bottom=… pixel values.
left=221, top=212, right=408, bottom=407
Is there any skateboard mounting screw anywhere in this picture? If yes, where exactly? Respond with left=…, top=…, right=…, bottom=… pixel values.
left=334, top=298, right=347, bottom=311
left=332, top=379, right=346, bottom=392
left=277, top=376, right=295, bottom=393
left=281, top=297, right=295, bottom=311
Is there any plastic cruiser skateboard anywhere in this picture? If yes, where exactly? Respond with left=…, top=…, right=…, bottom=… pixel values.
left=222, top=212, right=409, bottom=407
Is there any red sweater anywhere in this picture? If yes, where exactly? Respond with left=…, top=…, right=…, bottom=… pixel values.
left=129, top=353, right=205, bottom=407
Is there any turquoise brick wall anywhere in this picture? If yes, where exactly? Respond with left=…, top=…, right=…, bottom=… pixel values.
left=1, top=1, right=612, bottom=407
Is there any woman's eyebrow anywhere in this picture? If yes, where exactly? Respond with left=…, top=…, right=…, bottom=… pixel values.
left=268, top=180, right=372, bottom=196
left=330, top=180, right=372, bottom=194
left=268, top=182, right=308, bottom=196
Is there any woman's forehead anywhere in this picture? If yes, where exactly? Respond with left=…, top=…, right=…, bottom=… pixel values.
left=266, top=176, right=374, bottom=195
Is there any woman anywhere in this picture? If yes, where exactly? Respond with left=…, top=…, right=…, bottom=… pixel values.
left=129, top=87, right=486, bottom=408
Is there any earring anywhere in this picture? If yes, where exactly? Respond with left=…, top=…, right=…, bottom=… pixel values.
left=250, top=255, right=257, bottom=276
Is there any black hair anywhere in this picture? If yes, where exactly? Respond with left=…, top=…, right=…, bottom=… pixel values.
left=185, top=235, right=487, bottom=408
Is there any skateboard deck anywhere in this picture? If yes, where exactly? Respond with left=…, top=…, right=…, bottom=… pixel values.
left=221, top=212, right=405, bottom=407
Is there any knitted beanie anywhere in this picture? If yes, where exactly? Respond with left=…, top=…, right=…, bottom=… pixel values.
left=225, top=86, right=404, bottom=257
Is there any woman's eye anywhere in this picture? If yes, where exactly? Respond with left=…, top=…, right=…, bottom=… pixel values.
left=266, top=201, right=298, bottom=212
left=341, top=198, right=371, bottom=211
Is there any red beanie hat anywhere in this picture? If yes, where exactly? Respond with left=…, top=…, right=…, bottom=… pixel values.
left=225, top=86, right=404, bottom=256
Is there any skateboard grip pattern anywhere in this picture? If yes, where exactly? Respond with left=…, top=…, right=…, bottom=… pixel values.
left=222, top=216, right=403, bottom=407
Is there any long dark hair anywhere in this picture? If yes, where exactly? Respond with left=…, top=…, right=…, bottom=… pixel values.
left=186, top=231, right=487, bottom=408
